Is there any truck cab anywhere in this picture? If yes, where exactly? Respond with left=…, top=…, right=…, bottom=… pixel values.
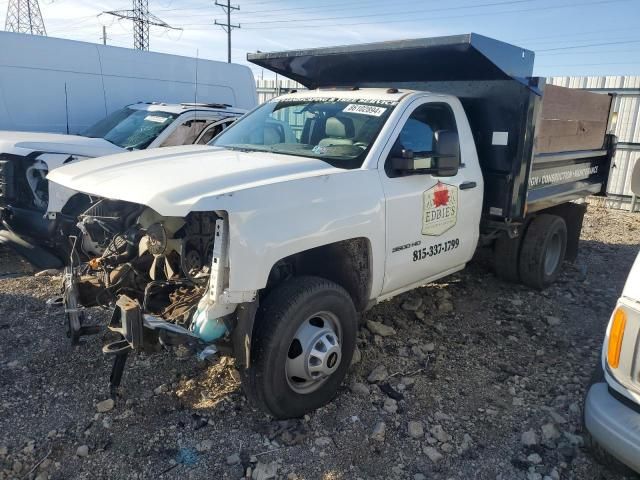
left=46, top=34, right=616, bottom=419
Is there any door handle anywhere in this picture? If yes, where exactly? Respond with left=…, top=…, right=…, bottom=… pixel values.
left=460, top=181, right=477, bottom=190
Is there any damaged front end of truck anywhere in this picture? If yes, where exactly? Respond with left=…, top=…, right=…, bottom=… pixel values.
left=63, top=198, right=253, bottom=397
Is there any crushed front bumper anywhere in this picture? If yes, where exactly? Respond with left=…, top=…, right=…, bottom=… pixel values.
left=584, top=381, right=640, bottom=472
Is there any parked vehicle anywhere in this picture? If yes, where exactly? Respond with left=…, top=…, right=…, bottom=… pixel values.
left=584, top=162, right=640, bottom=474
left=0, top=31, right=256, bottom=134
left=0, top=103, right=246, bottom=266
left=48, top=34, right=617, bottom=418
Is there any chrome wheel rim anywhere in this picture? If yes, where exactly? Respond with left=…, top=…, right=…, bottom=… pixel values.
left=544, top=232, right=562, bottom=276
left=285, top=311, right=342, bottom=394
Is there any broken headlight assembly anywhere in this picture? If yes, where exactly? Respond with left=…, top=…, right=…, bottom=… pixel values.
left=62, top=198, right=232, bottom=396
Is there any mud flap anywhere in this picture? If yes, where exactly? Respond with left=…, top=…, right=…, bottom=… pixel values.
left=231, top=301, right=258, bottom=369
left=543, top=202, right=587, bottom=262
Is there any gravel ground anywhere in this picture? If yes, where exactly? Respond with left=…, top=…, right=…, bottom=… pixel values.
left=1, top=202, right=639, bottom=480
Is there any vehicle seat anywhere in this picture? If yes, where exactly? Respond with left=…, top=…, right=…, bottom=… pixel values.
left=263, top=124, right=283, bottom=145
left=318, top=117, right=354, bottom=147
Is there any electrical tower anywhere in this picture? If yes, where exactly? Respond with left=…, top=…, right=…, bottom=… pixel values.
left=214, top=0, right=240, bottom=63
left=4, top=0, right=47, bottom=36
left=103, top=0, right=178, bottom=51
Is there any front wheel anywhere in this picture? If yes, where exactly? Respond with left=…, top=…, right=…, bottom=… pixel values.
left=242, top=276, right=357, bottom=419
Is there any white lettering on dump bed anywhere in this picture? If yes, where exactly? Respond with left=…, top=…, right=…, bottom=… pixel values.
left=529, top=165, right=599, bottom=187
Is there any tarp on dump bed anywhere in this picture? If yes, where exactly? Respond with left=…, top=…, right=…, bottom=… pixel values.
left=247, top=33, right=535, bottom=89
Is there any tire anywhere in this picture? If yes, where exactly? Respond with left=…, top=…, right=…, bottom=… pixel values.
left=494, top=234, right=522, bottom=283
left=242, top=276, right=357, bottom=419
left=518, top=214, right=567, bottom=289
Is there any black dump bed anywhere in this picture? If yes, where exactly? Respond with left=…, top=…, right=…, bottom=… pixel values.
left=248, top=33, right=614, bottom=223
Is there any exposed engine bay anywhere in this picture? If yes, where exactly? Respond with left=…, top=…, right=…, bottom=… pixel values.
left=63, top=198, right=229, bottom=354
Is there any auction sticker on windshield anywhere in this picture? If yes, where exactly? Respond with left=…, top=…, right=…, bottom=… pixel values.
left=422, top=182, right=458, bottom=236
left=343, top=104, right=387, bottom=116
left=145, top=115, right=170, bottom=123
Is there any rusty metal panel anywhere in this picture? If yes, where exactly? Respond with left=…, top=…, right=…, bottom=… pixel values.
left=548, top=76, right=640, bottom=207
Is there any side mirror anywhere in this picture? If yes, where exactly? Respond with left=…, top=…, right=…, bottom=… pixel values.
left=391, top=148, right=433, bottom=173
left=390, top=130, right=460, bottom=177
left=432, top=130, right=460, bottom=177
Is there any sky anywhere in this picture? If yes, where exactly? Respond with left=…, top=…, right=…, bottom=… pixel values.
left=2, top=0, right=640, bottom=79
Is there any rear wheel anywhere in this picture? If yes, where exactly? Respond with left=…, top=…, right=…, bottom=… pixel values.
left=519, top=214, right=567, bottom=289
left=242, top=276, right=357, bottom=419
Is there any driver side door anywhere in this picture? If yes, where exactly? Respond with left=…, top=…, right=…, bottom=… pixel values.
left=379, top=98, right=483, bottom=297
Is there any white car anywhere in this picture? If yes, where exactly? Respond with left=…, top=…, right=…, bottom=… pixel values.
left=584, top=165, right=640, bottom=473
left=0, top=102, right=245, bottom=266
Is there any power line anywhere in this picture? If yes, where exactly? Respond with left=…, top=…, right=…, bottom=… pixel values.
left=512, top=26, right=639, bottom=43
left=240, top=0, right=534, bottom=25
left=537, top=61, right=640, bottom=67
left=176, top=0, right=535, bottom=27
left=4, top=0, right=46, bottom=35
left=214, top=0, right=240, bottom=63
left=237, top=0, right=377, bottom=15
left=233, top=0, right=630, bottom=30
left=537, top=39, right=640, bottom=52
left=537, top=48, right=640, bottom=56
left=103, top=0, right=180, bottom=50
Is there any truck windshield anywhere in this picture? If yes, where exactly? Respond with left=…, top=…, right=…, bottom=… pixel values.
left=82, top=107, right=178, bottom=150
left=210, top=98, right=396, bottom=169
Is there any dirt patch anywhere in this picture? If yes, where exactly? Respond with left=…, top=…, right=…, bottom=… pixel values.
left=0, top=203, right=639, bottom=480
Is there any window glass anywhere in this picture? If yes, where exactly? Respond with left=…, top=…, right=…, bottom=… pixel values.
left=161, top=119, right=213, bottom=147
left=210, top=99, right=396, bottom=169
left=394, top=103, right=457, bottom=158
left=399, top=118, right=434, bottom=154
left=197, top=120, right=234, bottom=145
left=82, top=107, right=178, bottom=150
left=386, top=103, right=458, bottom=177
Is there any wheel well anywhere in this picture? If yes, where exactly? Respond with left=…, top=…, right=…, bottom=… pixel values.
left=264, top=238, right=372, bottom=312
left=489, top=202, right=586, bottom=263
left=61, top=193, right=92, bottom=215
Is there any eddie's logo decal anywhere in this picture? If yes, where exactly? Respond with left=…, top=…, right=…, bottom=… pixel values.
left=422, top=182, right=458, bottom=236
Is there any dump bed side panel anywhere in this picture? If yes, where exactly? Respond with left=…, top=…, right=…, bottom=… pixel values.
left=526, top=85, right=614, bottom=213
left=536, top=85, right=612, bottom=153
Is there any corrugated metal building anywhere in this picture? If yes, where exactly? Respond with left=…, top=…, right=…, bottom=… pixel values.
left=255, top=78, right=301, bottom=104
left=548, top=76, right=639, bottom=211
left=255, top=76, right=639, bottom=211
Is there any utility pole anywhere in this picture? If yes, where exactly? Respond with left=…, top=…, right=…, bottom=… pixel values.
left=4, top=0, right=47, bottom=35
left=103, top=0, right=179, bottom=51
left=102, top=25, right=107, bottom=45
left=214, top=0, right=240, bottom=63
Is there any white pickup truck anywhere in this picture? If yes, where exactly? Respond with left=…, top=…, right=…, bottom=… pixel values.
left=48, top=34, right=617, bottom=418
left=0, top=102, right=245, bottom=267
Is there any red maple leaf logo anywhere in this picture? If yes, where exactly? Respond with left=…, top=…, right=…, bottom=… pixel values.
left=433, top=182, right=449, bottom=207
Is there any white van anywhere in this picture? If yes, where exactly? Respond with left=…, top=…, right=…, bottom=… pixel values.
left=0, top=31, right=257, bottom=134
